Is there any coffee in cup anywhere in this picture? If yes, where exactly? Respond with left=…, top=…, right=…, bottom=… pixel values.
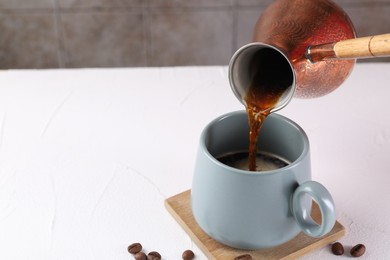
left=191, top=111, right=336, bottom=249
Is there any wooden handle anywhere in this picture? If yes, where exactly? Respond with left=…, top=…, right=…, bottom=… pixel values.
left=334, top=33, right=390, bottom=59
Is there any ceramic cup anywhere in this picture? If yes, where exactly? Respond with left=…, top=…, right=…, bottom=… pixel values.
left=191, top=111, right=336, bottom=249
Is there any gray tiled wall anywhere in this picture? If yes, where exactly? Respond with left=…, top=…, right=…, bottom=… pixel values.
left=0, top=0, right=389, bottom=69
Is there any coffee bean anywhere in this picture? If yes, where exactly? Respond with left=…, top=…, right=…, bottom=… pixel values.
left=128, top=243, right=142, bottom=254
left=135, top=252, right=147, bottom=260
left=234, top=254, right=252, bottom=260
left=148, top=251, right=161, bottom=260
left=350, top=244, right=366, bottom=257
left=182, top=249, right=195, bottom=260
left=331, top=242, right=344, bottom=255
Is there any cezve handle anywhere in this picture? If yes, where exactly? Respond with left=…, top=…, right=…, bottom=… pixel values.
left=307, top=33, right=390, bottom=62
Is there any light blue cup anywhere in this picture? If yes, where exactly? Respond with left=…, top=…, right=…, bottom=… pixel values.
left=191, top=111, right=336, bottom=249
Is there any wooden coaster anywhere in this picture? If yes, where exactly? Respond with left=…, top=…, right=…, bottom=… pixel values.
left=165, top=190, right=345, bottom=260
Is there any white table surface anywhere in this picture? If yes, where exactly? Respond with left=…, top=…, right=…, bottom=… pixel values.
left=0, top=63, right=389, bottom=259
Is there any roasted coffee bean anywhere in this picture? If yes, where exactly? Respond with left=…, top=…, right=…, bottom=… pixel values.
left=182, top=249, right=195, bottom=260
left=135, top=252, right=147, bottom=260
left=350, top=244, right=366, bottom=257
left=128, top=243, right=142, bottom=254
left=148, top=251, right=161, bottom=260
left=331, top=242, right=344, bottom=255
left=234, top=254, right=252, bottom=260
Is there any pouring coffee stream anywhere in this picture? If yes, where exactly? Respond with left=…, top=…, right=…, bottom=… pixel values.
left=228, top=0, right=390, bottom=171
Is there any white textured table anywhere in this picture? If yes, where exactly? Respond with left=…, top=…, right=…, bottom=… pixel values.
left=0, top=64, right=389, bottom=259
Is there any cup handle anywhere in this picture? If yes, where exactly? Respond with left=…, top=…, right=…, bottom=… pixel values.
left=291, top=181, right=336, bottom=237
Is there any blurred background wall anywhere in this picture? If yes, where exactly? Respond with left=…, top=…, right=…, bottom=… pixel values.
left=0, top=0, right=389, bottom=69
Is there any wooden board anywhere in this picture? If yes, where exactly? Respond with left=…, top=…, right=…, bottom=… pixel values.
left=165, top=190, right=345, bottom=260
